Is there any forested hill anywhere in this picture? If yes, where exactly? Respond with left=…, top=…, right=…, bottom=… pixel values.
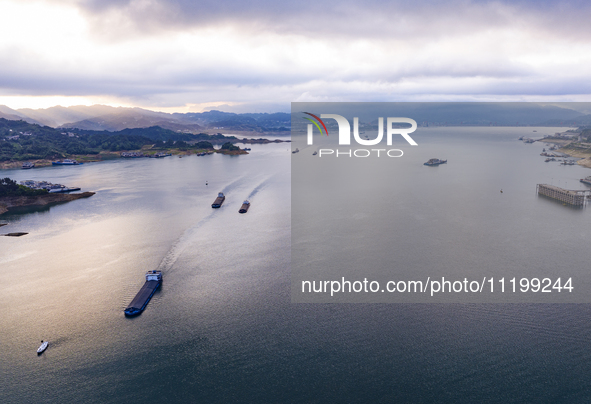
left=71, top=126, right=235, bottom=142
left=0, top=119, right=238, bottom=161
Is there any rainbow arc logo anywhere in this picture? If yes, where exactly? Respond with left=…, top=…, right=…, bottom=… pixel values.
left=303, top=112, right=328, bottom=137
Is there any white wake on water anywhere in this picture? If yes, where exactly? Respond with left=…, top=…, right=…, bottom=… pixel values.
left=155, top=175, right=271, bottom=273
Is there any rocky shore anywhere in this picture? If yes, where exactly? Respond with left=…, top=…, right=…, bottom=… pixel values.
left=557, top=146, right=591, bottom=168
left=0, top=192, right=95, bottom=215
left=539, top=137, right=591, bottom=169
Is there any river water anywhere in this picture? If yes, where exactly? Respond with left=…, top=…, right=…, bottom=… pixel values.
left=2, top=133, right=591, bottom=403
left=292, top=126, right=591, bottom=303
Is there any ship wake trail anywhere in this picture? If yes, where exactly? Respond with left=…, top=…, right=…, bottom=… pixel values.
left=156, top=215, right=211, bottom=273
left=221, top=175, right=247, bottom=195
left=156, top=176, right=247, bottom=273
left=247, top=176, right=272, bottom=200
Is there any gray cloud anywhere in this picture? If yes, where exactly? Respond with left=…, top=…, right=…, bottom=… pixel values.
left=0, top=46, right=541, bottom=98
left=65, top=0, right=591, bottom=42
left=2, top=0, right=591, bottom=111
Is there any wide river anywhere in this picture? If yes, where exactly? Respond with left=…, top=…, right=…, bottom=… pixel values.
left=2, top=131, right=591, bottom=403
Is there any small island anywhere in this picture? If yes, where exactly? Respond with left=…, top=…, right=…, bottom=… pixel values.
left=0, top=177, right=94, bottom=215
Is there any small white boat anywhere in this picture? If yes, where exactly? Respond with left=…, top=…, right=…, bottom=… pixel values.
left=37, top=340, right=49, bottom=354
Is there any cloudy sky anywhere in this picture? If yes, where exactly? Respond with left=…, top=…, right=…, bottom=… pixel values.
left=1, top=0, right=591, bottom=112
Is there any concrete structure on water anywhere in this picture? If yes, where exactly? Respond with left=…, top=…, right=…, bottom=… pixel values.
left=536, top=184, right=589, bottom=206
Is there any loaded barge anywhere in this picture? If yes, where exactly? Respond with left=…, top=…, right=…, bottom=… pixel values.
left=124, top=270, right=162, bottom=317
left=212, top=192, right=225, bottom=208
left=239, top=200, right=250, bottom=213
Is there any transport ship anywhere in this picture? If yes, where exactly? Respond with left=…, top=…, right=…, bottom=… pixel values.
left=212, top=192, right=225, bottom=208
left=124, top=270, right=162, bottom=317
left=239, top=200, right=250, bottom=213
left=581, top=176, right=591, bottom=186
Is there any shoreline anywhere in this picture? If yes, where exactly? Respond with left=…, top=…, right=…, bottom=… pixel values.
left=538, top=137, right=591, bottom=169
left=0, top=131, right=291, bottom=170
left=0, top=192, right=95, bottom=215
left=0, top=132, right=291, bottom=170
left=556, top=145, right=591, bottom=168
left=0, top=147, right=252, bottom=170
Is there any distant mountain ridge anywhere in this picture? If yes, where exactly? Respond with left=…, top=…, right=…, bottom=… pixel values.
left=17, top=105, right=120, bottom=127
left=0, top=104, right=291, bottom=132
left=0, top=105, right=43, bottom=125
left=2, top=103, right=589, bottom=132
left=536, top=114, right=591, bottom=126
left=293, top=103, right=586, bottom=126
left=61, top=109, right=291, bottom=132
left=60, top=109, right=205, bottom=132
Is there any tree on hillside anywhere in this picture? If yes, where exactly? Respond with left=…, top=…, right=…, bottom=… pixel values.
left=194, top=141, right=214, bottom=149
left=0, top=177, right=48, bottom=196
left=221, top=142, right=239, bottom=151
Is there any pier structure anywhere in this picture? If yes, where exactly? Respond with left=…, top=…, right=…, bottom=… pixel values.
left=536, top=184, right=589, bottom=206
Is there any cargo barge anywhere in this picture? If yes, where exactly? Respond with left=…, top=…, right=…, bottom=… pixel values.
left=124, top=270, right=162, bottom=317
left=239, top=200, right=250, bottom=213
left=212, top=192, right=225, bottom=208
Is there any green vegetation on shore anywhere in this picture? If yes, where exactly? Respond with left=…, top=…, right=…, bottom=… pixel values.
left=0, top=118, right=243, bottom=162
left=221, top=142, right=240, bottom=151
left=0, top=177, right=48, bottom=196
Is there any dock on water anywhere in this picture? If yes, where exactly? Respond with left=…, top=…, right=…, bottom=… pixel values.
left=536, top=184, right=590, bottom=206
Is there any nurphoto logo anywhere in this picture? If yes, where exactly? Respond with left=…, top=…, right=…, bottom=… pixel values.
left=303, top=112, right=418, bottom=157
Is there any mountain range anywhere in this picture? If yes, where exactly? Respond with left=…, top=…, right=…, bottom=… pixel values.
left=2, top=103, right=591, bottom=134
left=0, top=105, right=291, bottom=133
left=292, top=103, right=591, bottom=127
